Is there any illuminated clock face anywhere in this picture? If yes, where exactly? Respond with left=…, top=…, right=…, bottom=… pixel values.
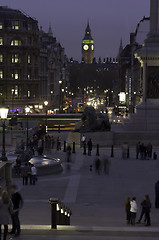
left=91, top=45, right=94, bottom=50
left=83, top=44, right=89, bottom=51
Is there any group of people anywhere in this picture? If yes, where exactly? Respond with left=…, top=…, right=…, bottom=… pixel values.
left=22, top=163, right=37, bottom=185
left=0, top=185, right=23, bottom=239
left=136, top=142, right=156, bottom=160
left=125, top=195, right=151, bottom=226
left=90, top=157, right=110, bottom=175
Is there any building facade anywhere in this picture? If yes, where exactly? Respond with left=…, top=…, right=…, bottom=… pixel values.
left=82, top=21, right=94, bottom=64
left=39, top=26, right=69, bottom=111
left=0, top=6, right=40, bottom=111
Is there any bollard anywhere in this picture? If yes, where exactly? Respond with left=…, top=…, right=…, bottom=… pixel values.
left=63, top=141, right=66, bottom=152
left=111, top=145, right=114, bottom=158
left=48, top=198, right=59, bottom=229
left=96, top=144, right=100, bottom=156
left=127, top=147, right=130, bottom=159
left=83, top=142, right=86, bottom=155
left=72, top=142, right=76, bottom=153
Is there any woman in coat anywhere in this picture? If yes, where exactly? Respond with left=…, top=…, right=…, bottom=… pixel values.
left=0, top=191, right=13, bottom=240
left=125, top=197, right=131, bottom=224
left=130, top=197, right=138, bottom=225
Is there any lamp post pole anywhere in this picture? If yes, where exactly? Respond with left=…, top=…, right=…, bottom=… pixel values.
left=59, top=80, right=62, bottom=113
left=25, top=107, right=30, bottom=150
left=44, top=101, right=48, bottom=133
left=0, top=107, right=9, bottom=161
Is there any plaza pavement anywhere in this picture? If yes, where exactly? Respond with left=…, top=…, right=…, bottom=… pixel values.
left=9, top=143, right=159, bottom=239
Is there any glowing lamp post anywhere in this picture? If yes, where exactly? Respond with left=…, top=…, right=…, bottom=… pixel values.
left=59, top=80, right=62, bottom=113
left=0, top=107, right=9, bottom=161
left=44, top=101, right=48, bottom=132
left=25, top=106, right=30, bottom=149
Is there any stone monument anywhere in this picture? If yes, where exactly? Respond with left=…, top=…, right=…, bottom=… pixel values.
left=124, top=0, right=159, bottom=131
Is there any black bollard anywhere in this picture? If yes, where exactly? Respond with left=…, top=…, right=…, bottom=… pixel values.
left=111, top=145, right=114, bottom=158
left=72, top=142, right=76, bottom=153
left=63, top=141, right=66, bottom=152
left=96, top=144, right=100, bottom=156
left=83, top=142, right=86, bottom=155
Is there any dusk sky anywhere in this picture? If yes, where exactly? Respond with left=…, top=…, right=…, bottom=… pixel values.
left=0, top=0, right=150, bottom=60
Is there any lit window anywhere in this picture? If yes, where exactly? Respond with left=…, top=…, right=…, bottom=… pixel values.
left=11, top=40, right=22, bottom=46
left=27, top=74, right=30, bottom=79
left=28, top=90, right=30, bottom=97
left=0, top=70, right=3, bottom=79
left=0, top=37, right=3, bottom=45
left=0, top=54, right=3, bottom=63
left=0, top=22, right=3, bottom=29
left=28, top=55, right=31, bottom=64
left=12, top=72, right=19, bottom=79
left=12, top=54, right=20, bottom=63
left=12, top=20, right=19, bottom=30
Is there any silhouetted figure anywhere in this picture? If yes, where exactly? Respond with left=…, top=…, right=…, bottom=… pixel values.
left=67, top=145, right=72, bottom=162
left=155, top=180, right=159, bottom=208
left=125, top=197, right=131, bottom=225
left=136, top=142, right=141, bottom=159
left=87, top=139, right=92, bottom=156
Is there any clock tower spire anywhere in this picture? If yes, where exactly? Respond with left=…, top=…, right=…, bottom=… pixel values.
left=82, top=21, right=94, bottom=64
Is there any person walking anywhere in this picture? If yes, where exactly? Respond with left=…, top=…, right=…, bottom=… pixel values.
left=125, top=197, right=131, bottom=224
left=0, top=191, right=13, bottom=240
left=130, top=197, right=138, bottom=225
left=137, top=196, right=147, bottom=224
left=87, top=139, right=92, bottom=156
left=9, top=185, right=23, bottom=237
left=136, top=142, right=140, bottom=159
left=147, top=143, right=152, bottom=159
left=22, top=163, right=30, bottom=185
left=31, top=164, right=37, bottom=185
left=81, top=134, right=86, bottom=148
left=155, top=180, right=159, bottom=208
left=95, top=158, right=101, bottom=175
left=144, top=195, right=151, bottom=226
left=66, top=145, right=72, bottom=162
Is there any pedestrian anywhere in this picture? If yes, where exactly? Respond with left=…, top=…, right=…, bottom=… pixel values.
left=66, top=145, right=72, bottom=162
left=144, top=195, right=151, bottom=226
left=57, top=137, right=61, bottom=151
left=87, top=139, right=92, bottom=156
left=0, top=191, right=13, bottom=240
left=140, top=144, right=145, bottom=160
left=136, top=142, right=140, bottom=159
left=137, top=196, right=147, bottom=224
left=153, top=152, right=157, bottom=160
left=155, top=180, right=159, bottom=208
left=130, top=197, right=138, bottom=225
left=81, top=134, right=86, bottom=148
left=51, top=136, right=54, bottom=149
left=147, top=143, right=152, bottom=159
left=15, top=155, right=21, bottom=176
left=95, top=158, right=101, bottom=175
left=28, top=162, right=32, bottom=185
left=125, top=197, right=131, bottom=225
left=22, top=163, right=30, bottom=185
left=9, top=184, right=23, bottom=237
left=31, top=164, right=37, bottom=185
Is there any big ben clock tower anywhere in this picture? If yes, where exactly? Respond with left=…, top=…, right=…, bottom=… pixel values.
left=82, top=21, right=94, bottom=64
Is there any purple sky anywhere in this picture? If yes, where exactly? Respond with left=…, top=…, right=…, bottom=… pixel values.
left=0, top=0, right=150, bottom=60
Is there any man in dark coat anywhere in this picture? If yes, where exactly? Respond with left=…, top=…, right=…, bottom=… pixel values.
left=9, top=185, right=23, bottom=237
left=155, top=180, right=159, bottom=208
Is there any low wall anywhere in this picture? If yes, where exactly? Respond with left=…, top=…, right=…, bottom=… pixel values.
left=67, top=131, right=159, bottom=147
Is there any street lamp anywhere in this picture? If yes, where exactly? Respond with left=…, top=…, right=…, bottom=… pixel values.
left=44, top=101, right=48, bottom=132
left=0, top=106, right=9, bottom=161
left=25, top=106, right=30, bottom=149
